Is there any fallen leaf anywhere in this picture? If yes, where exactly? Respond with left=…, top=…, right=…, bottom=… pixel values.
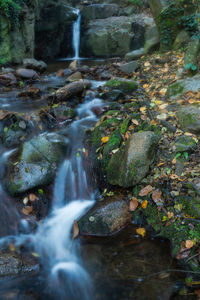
left=176, top=249, right=190, bottom=260
left=167, top=212, right=174, bottom=219
left=22, top=206, right=33, bottom=215
left=72, top=220, right=79, bottom=239
left=159, top=88, right=167, bottom=96
left=185, top=240, right=194, bottom=249
left=144, top=61, right=151, bottom=67
left=29, top=193, right=36, bottom=202
left=136, top=227, right=146, bottom=237
left=140, top=106, right=147, bottom=113
left=101, top=136, right=109, bottom=144
left=152, top=189, right=162, bottom=204
left=141, top=200, right=148, bottom=209
left=129, top=197, right=138, bottom=211
left=131, top=119, right=139, bottom=125
left=139, top=185, right=152, bottom=196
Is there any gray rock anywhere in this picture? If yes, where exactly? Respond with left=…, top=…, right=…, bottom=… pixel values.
left=125, top=48, right=144, bottom=61
left=107, top=131, right=159, bottom=187
left=144, top=25, right=159, bottom=54
left=173, top=30, right=190, bottom=50
left=78, top=195, right=132, bottom=236
left=4, top=132, right=67, bottom=195
left=81, top=14, right=155, bottom=57
left=177, top=105, right=200, bottom=134
left=0, top=73, right=17, bottom=86
left=167, top=75, right=200, bottom=98
left=23, top=58, right=47, bottom=73
left=16, top=68, right=39, bottom=80
left=82, top=4, right=119, bottom=23
left=119, top=61, right=139, bottom=74
left=184, top=39, right=200, bottom=69
left=68, top=71, right=82, bottom=81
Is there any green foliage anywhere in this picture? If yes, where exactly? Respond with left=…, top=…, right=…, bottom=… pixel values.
left=0, top=0, right=26, bottom=24
left=125, top=0, right=143, bottom=6
left=158, top=0, right=199, bottom=51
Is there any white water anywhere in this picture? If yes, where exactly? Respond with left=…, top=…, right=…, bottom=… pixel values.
left=0, top=97, right=103, bottom=299
left=72, top=10, right=81, bottom=60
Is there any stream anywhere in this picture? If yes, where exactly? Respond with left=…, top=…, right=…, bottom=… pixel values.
left=0, top=59, right=192, bottom=299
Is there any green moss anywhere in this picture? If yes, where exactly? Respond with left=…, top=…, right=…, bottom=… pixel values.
left=105, top=78, right=137, bottom=93
left=120, top=118, right=130, bottom=135
left=102, top=130, right=122, bottom=169
left=166, top=82, right=184, bottom=97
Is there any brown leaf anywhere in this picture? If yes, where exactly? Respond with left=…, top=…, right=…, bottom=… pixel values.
left=152, top=189, right=162, bottom=204
left=185, top=240, right=194, bottom=249
left=136, top=227, right=146, bottom=237
left=139, top=185, right=152, bottom=196
left=129, top=197, right=138, bottom=211
left=72, top=221, right=79, bottom=240
left=29, top=193, right=36, bottom=202
left=22, top=206, right=33, bottom=215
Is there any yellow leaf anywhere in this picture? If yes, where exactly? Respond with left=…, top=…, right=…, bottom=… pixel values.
left=101, top=136, right=109, bottom=144
left=141, top=200, right=148, bottom=209
left=185, top=240, right=194, bottom=249
left=136, top=227, right=146, bottom=237
left=131, top=119, right=139, bottom=125
left=172, top=158, right=177, bottom=164
left=144, top=61, right=151, bottom=67
left=140, top=106, right=147, bottom=112
left=159, top=88, right=167, bottom=96
left=142, top=84, right=149, bottom=89
left=155, top=100, right=163, bottom=105
left=167, top=212, right=174, bottom=219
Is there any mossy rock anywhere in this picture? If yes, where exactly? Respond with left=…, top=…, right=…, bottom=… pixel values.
left=174, top=135, right=197, bottom=152
left=167, top=75, right=200, bottom=98
left=107, top=131, right=159, bottom=187
left=166, top=82, right=184, bottom=98
left=177, top=105, right=200, bottom=134
left=105, top=77, right=137, bottom=94
left=102, top=130, right=122, bottom=169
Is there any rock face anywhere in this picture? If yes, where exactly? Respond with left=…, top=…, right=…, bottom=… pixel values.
left=0, top=1, right=37, bottom=64
left=4, top=132, right=67, bottom=195
left=35, top=0, right=77, bottom=60
left=81, top=14, right=155, bottom=57
left=167, top=75, right=200, bottom=98
left=81, top=4, right=119, bottom=23
left=177, top=106, right=200, bottom=134
left=78, top=196, right=132, bottom=236
left=107, top=131, right=159, bottom=187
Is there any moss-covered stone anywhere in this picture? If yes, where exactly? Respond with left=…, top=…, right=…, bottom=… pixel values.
left=105, top=77, right=137, bottom=94
left=177, top=105, right=200, bottom=134
left=175, top=135, right=197, bottom=153
left=166, top=82, right=184, bottom=98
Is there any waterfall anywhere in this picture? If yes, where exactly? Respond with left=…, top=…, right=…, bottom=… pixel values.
left=72, top=10, right=81, bottom=60
left=0, top=97, right=104, bottom=300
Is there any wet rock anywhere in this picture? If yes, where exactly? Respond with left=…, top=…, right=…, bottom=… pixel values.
left=174, top=135, right=197, bottom=152
left=107, top=131, right=159, bottom=187
left=69, top=60, right=77, bottom=72
left=57, top=68, right=72, bottom=77
left=4, top=132, right=67, bottom=195
left=119, top=61, right=139, bottom=74
left=67, top=71, right=82, bottom=82
left=78, top=196, right=132, bottom=236
left=23, top=58, right=47, bottom=73
left=177, top=105, right=200, bottom=134
left=85, top=90, right=98, bottom=101
left=0, top=73, right=17, bottom=86
left=49, top=104, right=77, bottom=123
left=17, top=87, right=41, bottom=99
left=78, top=65, right=90, bottom=73
left=16, top=69, right=39, bottom=80
left=0, top=251, right=38, bottom=278
left=105, top=77, right=137, bottom=93
left=101, top=89, right=125, bottom=101
left=125, top=48, right=144, bottom=61
left=1, top=67, right=15, bottom=73
left=167, top=75, right=200, bottom=98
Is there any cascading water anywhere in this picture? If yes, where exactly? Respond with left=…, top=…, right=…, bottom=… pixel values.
left=72, top=9, right=81, bottom=60
left=0, top=97, right=103, bottom=299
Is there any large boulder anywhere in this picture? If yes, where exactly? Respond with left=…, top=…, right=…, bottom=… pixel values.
left=78, top=195, right=132, bottom=236
left=107, top=131, right=159, bottom=187
left=4, top=132, right=67, bottom=195
left=23, top=58, right=47, bottom=73
left=81, top=4, right=119, bottom=23
left=104, top=77, right=137, bottom=93
left=81, top=14, right=155, bottom=57
left=167, top=75, right=200, bottom=98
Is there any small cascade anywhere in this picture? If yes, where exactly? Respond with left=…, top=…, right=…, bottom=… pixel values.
left=0, top=97, right=104, bottom=299
left=72, top=10, right=81, bottom=60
